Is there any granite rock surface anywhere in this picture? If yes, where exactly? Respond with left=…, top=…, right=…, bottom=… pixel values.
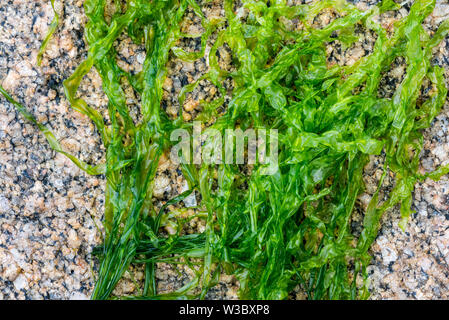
left=0, top=0, right=448, bottom=300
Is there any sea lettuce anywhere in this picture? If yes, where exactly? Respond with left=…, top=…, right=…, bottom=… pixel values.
left=1, top=0, right=449, bottom=300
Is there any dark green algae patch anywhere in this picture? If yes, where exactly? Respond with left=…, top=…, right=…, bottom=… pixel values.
left=2, top=0, right=449, bottom=300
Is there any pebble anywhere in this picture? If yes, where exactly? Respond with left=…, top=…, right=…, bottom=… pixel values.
left=153, top=175, right=171, bottom=199
left=15, top=61, right=37, bottom=77
left=13, top=274, right=28, bottom=291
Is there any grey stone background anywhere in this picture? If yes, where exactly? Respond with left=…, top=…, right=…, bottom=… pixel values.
left=0, top=0, right=448, bottom=299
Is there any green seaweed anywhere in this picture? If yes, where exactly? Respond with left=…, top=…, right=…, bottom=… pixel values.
left=1, top=0, right=449, bottom=300
left=37, top=0, right=60, bottom=66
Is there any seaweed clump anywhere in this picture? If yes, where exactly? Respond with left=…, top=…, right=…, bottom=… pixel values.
left=1, top=0, right=449, bottom=300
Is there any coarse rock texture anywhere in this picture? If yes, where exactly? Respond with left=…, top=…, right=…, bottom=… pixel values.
left=0, top=0, right=104, bottom=300
left=0, top=0, right=448, bottom=300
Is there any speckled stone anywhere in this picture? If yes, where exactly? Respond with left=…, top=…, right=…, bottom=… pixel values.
left=0, top=0, right=104, bottom=300
left=0, top=0, right=449, bottom=300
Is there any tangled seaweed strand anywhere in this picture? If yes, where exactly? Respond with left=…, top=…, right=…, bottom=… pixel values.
left=37, top=0, right=61, bottom=66
left=2, top=0, right=449, bottom=300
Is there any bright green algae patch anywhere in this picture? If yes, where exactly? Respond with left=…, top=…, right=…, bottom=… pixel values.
left=2, top=0, right=449, bottom=299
